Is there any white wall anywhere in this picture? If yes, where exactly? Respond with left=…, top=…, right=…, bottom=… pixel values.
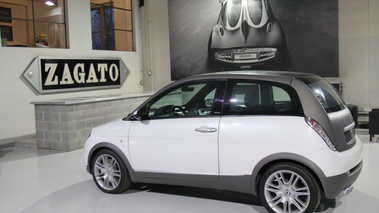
left=339, top=0, right=368, bottom=108
left=0, top=0, right=143, bottom=141
left=139, top=0, right=171, bottom=92
left=368, top=0, right=379, bottom=107
left=144, top=0, right=379, bottom=110
left=338, top=0, right=379, bottom=109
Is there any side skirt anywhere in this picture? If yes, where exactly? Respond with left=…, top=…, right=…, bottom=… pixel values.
left=132, top=172, right=255, bottom=195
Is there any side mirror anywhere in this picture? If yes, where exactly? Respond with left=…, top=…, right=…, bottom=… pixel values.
left=132, top=106, right=148, bottom=121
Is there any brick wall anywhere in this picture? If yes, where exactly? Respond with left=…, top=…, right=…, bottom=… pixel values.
left=34, top=95, right=150, bottom=151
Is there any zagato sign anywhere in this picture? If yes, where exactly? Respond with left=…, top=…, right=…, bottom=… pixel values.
left=21, top=57, right=130, bottom=94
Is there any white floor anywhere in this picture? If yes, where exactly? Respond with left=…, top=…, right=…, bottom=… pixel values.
left=0, top=135, right=378, bottom=213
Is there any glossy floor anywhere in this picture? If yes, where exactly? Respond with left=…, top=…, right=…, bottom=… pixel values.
left=0, top=135, right=378, bottom=213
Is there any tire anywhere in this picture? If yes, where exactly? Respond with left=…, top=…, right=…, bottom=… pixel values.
left=91, top=149, right=131, bottom=194
left=258, top=163, right=321, bottom=213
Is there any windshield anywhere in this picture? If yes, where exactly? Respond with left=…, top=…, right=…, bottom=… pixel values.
left=302, top=77, right=345, bottom=113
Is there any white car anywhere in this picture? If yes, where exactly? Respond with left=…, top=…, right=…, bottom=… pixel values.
left=84, top=71, right=362, bottom=213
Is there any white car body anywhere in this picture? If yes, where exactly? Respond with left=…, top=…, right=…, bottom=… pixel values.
left=84, top=71, right=363, bottom=213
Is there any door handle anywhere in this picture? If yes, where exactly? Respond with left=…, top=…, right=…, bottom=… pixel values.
left=195, top=126, right=217, bottom=133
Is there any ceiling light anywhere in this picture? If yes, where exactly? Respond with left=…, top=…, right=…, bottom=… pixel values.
left=45, top=1, right=55, bottom=6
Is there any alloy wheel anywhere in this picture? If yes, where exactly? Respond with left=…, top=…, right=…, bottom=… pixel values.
left=93, top=154, right=122, bottom=190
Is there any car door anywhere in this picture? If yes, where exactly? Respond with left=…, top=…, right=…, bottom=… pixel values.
left=218, top=80, right=304, bottom=175
left=128, top=81, right=225, bottom=182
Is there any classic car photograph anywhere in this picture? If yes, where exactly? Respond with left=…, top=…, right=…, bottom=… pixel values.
left=169, top=0, right=339, bottom=79
left=208, top=0, right=287, bottom=69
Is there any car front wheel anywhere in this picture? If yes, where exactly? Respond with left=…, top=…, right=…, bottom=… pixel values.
left=259, top=163, right=321, bottom=213
left=91, top=149, right=131, bottom=194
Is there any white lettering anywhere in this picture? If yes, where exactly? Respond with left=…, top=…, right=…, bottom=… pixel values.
left=42, top=60, right=121, bottom=89
left=86, top=63, right=99, bottom=83
left=44, top=63, right=59, bottom=86
left=109, top=63, right=119, bottom=82
left=98, top=63, right=108, bottom=83
left=73, top=63, right=85, bottom=83
left=59, top=64, right=74, bottom=85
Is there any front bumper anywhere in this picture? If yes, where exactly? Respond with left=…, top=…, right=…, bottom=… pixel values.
left=321, top=160, right=363, bottom=199
left=215, top=47, right=278, bottom=64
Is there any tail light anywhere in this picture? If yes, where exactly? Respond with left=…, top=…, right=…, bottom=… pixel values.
left=306, top=117, right=336, bottom=151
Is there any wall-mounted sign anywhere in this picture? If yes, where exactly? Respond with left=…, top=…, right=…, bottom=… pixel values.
left=21, top=57, right=130, bottom=94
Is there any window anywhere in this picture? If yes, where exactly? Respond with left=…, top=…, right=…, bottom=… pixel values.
left=147, top=82, right=220, bottom=119
left=226, top=81, right=303, bottom=116
left=90, top=0, right=134, bottom=51
left=303, top=77, right=345, bottom=113
left=0, top=0, right=66, bottom=48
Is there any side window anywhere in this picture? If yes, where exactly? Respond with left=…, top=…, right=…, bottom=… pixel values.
left=227, top=81, right=302, bottom=116
left=273, top=86, right=290, bottom=102
left=147, top=82, right=219, bottom=119
left=229, top=82, right=260, bottom=113
left=271, top=86, right=295, bottom=114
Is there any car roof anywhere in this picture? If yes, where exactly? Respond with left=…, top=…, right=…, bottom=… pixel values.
left=183, top=70, right=319, bottom=82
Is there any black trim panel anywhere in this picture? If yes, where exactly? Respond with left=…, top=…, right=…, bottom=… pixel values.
left=133, top=172, right=254, bottom=195
left=135, top=172, right=219, bottom=182
left=322, top=160, right=363, bottom=199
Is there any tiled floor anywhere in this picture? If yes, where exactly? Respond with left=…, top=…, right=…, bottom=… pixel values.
left=0, top=135, right=378, bottom=213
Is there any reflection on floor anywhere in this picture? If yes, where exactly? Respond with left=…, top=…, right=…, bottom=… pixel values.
left=0, top=135, right=378, bottom=213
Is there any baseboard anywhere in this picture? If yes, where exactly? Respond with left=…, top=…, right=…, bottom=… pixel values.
left=0, top=134, right=36, bottom=149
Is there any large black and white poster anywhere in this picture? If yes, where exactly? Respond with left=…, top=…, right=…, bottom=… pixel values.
left=168, top=0, right=338, bottom=80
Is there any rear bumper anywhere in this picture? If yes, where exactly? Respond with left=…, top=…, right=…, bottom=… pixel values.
left=321, top=160, right=363, bottom=199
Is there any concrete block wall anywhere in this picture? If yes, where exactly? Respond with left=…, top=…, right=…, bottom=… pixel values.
left=34, top=95, right=151, bottom=151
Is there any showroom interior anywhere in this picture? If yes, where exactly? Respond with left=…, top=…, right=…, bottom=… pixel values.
left=0, top=0, right=379, bottom=212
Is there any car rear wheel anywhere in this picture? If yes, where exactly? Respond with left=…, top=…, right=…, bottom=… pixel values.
left=92, top=149, right=131, bottom=194
left=259, top=163, right=321, bottom=213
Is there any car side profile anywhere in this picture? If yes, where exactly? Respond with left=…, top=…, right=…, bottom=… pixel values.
left=84, top=71, right=362, bottom=213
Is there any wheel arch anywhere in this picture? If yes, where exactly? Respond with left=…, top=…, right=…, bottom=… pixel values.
left=87, top=142, right=137, bottom=181
left=251, top=153, right=327, bottom=196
